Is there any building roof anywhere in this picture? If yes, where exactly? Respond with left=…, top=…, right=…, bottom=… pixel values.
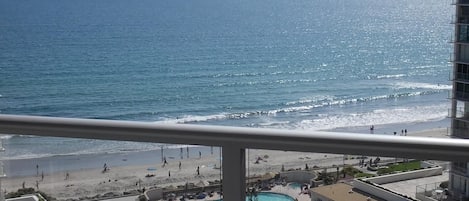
left=311, top=183, right=378, bottom=201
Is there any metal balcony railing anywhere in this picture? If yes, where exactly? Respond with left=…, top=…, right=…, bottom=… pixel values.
left=1, top=114, right=469, bottom=201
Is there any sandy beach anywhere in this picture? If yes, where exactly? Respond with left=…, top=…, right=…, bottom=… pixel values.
left=1, top=127, right=449, bottom=200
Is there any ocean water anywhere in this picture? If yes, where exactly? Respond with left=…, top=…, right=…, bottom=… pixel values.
left=0, top=0, right=453, bottom=161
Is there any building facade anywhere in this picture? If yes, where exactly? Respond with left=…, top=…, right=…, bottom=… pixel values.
left=451, top=0, right=469, bottom=199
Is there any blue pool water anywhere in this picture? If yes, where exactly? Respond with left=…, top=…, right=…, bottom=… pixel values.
left=250, top=192, right=295, bottom=201
left=218, top=192, right=295, bottom=201
left=287, top=182, right=303, bottom=190
left=246, top=193, right=295, bottom=201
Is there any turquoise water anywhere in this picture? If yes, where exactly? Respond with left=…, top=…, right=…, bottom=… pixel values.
left=218, top=192, right=294, bottom=201
left=288, top=182, right=302, bottom=190
left=246, top=193, right=295, bottom=201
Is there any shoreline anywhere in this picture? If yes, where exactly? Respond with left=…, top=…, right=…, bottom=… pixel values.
left=3, top=118, right=450, bottom=178
left=1, top=120, right=451, bottom=200
left=327, top=117, right=449, bottom=135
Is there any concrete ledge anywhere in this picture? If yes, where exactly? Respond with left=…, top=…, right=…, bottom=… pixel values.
left=353, top=163, right=442, bottom=201
left=363, top=166, right=443, bottom=185
left=354, top=179, right=417, bottom=201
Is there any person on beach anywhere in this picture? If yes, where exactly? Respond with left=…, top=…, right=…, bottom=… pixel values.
left=179, top=161, right=181, bottom=170
left=41, top=171, right=44, bottom=181
left=168, top=170, right=171, bottom=178
left=199, top=151, right=202, bottom=159
left=103, top=163, right=108, bottom=172
left=405, top=129, right=407, bottom=135
left=35, top=180, right=39, bottom=190
left=163, top=157, right=168, bottom=167
left=22, top=181, right=25, bottom=189
left=36, top=164, right=39, bottom=176
left=180, top=147, right=183, bottom=159
left=197, top=166, right=200, bottom=176
left=401, top=129, right=404, bottom=135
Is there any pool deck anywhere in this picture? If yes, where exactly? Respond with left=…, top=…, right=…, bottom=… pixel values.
left=268, top=185, right=311, bottom=201
left=189, top=184, right=310, bottom=201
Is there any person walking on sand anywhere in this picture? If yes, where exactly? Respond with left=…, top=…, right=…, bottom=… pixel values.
left=168, top=170, right=171, bottom=178
left=196, top=166, right=200, bottom=176
left=180, top=147, right=183, bottom=159
left=179, top=161, right=181, bottom=170
left=163, top=157, right=168, bottom=167
left=65, top=171, right=69, bottom=180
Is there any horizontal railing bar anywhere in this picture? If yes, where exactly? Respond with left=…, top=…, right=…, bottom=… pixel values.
left=0, top=114, right=468, bottom=161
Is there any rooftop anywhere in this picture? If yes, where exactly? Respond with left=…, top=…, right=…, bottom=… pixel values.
left=310, top=183, right=379, bottom=201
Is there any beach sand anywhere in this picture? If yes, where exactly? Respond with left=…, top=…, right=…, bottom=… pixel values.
left=1, top=128, right=449, bottom=200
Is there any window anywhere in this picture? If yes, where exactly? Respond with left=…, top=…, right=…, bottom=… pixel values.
left=459, top=44, right=469, bottom=62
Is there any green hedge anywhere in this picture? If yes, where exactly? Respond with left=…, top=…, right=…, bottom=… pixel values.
left=377, top=161, right=420, bottom=175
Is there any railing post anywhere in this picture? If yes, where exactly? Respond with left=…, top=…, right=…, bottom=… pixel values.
left=222, top=145, right=246, bottom=201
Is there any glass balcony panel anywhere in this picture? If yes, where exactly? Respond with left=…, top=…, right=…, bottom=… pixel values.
left=1, top=135, right=222, bottom=201
left=246, top=149, right=456, bottom=201
left=2, top=115, right=469, bottom=201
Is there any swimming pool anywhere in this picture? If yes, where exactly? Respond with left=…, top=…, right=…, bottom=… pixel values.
left=287, top=182, right=302, bottom=190
left=246, top=192, right=295, bottom=201
left=218, top=192, right=295, bottom=201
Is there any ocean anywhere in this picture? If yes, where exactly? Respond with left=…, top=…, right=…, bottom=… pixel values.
left=0, top=0, right=453, bottom=173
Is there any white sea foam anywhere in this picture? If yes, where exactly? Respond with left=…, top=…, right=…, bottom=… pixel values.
left=393, top=81, right=452, bottom=90
left=155, top=90, right=447, bottom=125
left=376, top=74, right=406, bottom=79
left=0, top=134, right=14, bottom=140
left=156, top=114, right=228, bottom=124
left=285, top=95, right=334, bottom=106
left=282, top=103, right=449, bottom=131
